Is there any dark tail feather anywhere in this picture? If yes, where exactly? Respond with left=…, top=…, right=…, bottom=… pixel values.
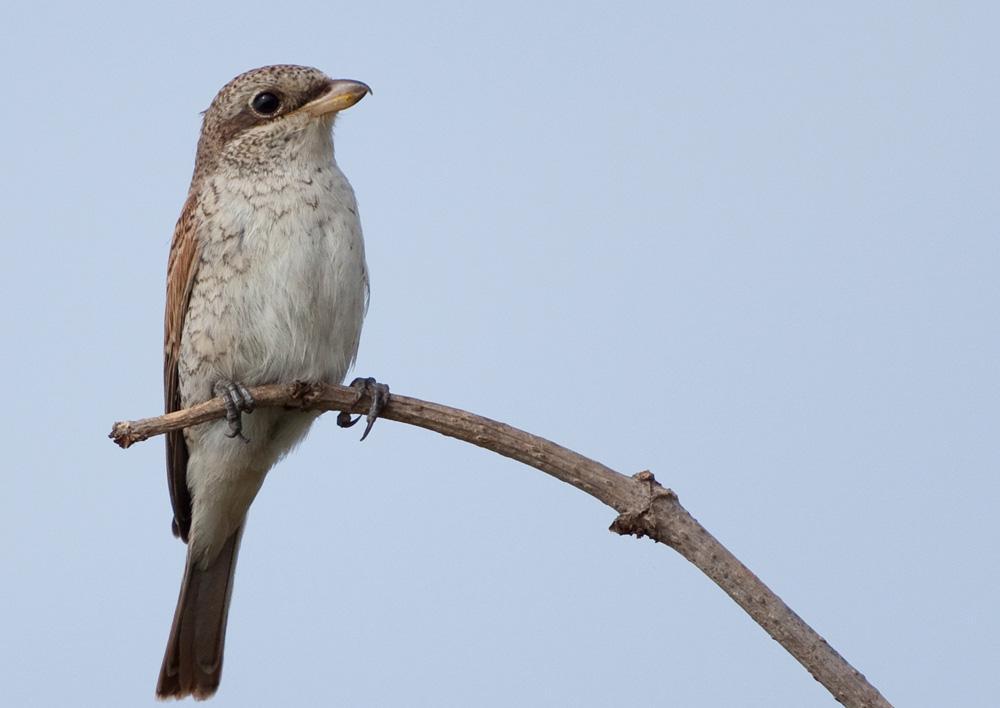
left=156, top=525, right=244, bottom=701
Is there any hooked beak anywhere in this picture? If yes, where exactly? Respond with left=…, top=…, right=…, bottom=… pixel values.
left=301, top=79, right=372, bottom=117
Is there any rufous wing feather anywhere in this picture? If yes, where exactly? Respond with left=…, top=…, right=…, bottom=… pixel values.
left=163, top=192, right=202, bottom=542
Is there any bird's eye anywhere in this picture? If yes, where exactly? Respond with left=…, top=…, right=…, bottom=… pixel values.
left=251, top=92, right=281, bottom=115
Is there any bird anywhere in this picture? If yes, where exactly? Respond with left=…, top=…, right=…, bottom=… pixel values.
left=156, top=64, right=386, bottom=700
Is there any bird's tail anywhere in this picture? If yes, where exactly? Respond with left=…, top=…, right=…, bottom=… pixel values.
left=156, top=525, right=244, bottom=701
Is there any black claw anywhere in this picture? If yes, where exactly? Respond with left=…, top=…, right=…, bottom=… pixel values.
left=336, top=410, right=360, bottom=429
left=337, top=376, right=390, bottom=441
left=361, top=381, right=390, bottom=441
left=214, top=380, right=255, bottom=442
left=225, top=426, right=250, bottom=442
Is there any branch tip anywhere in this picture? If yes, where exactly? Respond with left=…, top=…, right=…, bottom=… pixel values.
left=109, top=421, right=142, bottom=449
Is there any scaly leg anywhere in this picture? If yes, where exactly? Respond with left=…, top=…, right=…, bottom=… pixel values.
left=213, top=380, right=256, bottom=441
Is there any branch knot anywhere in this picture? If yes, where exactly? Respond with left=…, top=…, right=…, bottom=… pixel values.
left=608, top=470, right=676, bottom=541
left=289, top=380, right=322, bottom=408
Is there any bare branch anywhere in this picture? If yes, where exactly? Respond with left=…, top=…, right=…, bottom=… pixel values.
left=110, top=382, right=891, bottom=708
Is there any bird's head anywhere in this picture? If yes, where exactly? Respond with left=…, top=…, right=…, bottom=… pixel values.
left=193, top=64, right=370, bottom=177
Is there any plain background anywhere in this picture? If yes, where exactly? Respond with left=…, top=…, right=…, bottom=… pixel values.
left=2, top=2, right=998, bottom=706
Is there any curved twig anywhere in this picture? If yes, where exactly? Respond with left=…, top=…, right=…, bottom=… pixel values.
left=110, top=381, right=891, bottom=708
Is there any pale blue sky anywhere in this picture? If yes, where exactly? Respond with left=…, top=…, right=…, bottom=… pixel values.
left=2, top=2, right=998, bottom=706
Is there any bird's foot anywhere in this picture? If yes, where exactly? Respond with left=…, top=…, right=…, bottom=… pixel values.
left=337, top=376, right=390, bottom=441
left=213, top=380, right=256, bottom=442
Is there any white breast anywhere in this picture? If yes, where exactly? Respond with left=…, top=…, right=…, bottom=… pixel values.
left=181, top=163, right=368, bottom=403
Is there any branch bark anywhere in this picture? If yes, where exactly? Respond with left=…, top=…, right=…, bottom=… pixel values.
left=110, top=381, right=891, bottom=708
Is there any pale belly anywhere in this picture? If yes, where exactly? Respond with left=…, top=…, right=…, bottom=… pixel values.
left=179, top=166, right=368, bottom=406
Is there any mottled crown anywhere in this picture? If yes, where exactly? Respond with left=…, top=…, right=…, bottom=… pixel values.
left=192, top=65, right=335, bottom=178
